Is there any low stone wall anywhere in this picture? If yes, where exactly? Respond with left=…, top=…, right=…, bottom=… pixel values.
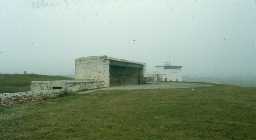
left=31, top=80, right=105, bottom=93
left=0, top=80, right=105, bottom=106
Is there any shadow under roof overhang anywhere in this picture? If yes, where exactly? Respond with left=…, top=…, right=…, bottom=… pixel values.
left=109, top=60, right=144, bottom=69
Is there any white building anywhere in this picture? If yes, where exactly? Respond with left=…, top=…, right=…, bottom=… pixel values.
left=153, top=64, right=183, bottom=82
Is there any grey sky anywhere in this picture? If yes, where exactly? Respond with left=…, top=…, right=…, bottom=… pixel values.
left=0, top=0, right=256, bottom=77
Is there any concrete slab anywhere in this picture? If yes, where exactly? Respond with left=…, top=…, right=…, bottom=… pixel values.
left=78, top=82, right=214, bottom=94
left=103, top=82, right=214, bottom=90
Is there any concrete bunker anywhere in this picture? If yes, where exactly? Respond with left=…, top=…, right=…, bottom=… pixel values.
left=75, top=56, right=145, bottom=87
left=109, top=60, right=144, bottom=86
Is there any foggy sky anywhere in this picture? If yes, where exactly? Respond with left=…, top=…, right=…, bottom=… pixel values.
left=0, top=0, right=256, bottom=77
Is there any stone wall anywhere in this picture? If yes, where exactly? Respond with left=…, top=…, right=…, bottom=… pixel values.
left=75, top=56, right=110, bottom=87
left=31, top=80, right=105, bottom=93
left=0, top=80, right=105, bottom=106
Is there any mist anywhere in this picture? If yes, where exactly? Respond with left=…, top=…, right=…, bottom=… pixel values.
left=0, top=0, right=256, bottom=80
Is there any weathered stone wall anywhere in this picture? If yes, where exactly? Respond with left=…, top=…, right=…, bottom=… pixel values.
left=0, top=80, right=105, bottom=106
left=31, top=80, right=105, bottom=93
left=75, top=56, right=110, bottom=87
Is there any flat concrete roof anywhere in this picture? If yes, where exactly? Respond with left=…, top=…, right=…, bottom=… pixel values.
left=110, top=60, right=144, bottom=69
left=155, top=65, right=182, bottom=70
left=76, top=56, right=145, bottom=67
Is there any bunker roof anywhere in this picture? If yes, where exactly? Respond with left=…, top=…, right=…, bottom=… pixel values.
left=155, top=65, right=183, bottom=70
left=76, top=56, right=145, bottom=67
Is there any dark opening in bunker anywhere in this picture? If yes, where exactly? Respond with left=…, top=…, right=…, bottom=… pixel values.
left=109, top=60, right=144, bottom=86
left=52, top=87, right=63, bottom=90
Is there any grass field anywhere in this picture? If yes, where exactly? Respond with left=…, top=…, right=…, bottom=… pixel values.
left=1, top=85, right=256, bottom=140
left=0, top=74, right=73, bottom=93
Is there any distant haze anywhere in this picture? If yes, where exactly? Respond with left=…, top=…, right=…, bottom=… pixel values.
left=0, top=0, right=256, bottom=79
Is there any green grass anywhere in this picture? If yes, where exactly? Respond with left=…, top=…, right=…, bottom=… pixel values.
left=0, top=74, right=73, bottom=93
left=1, top=85, right=256, bottom=140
